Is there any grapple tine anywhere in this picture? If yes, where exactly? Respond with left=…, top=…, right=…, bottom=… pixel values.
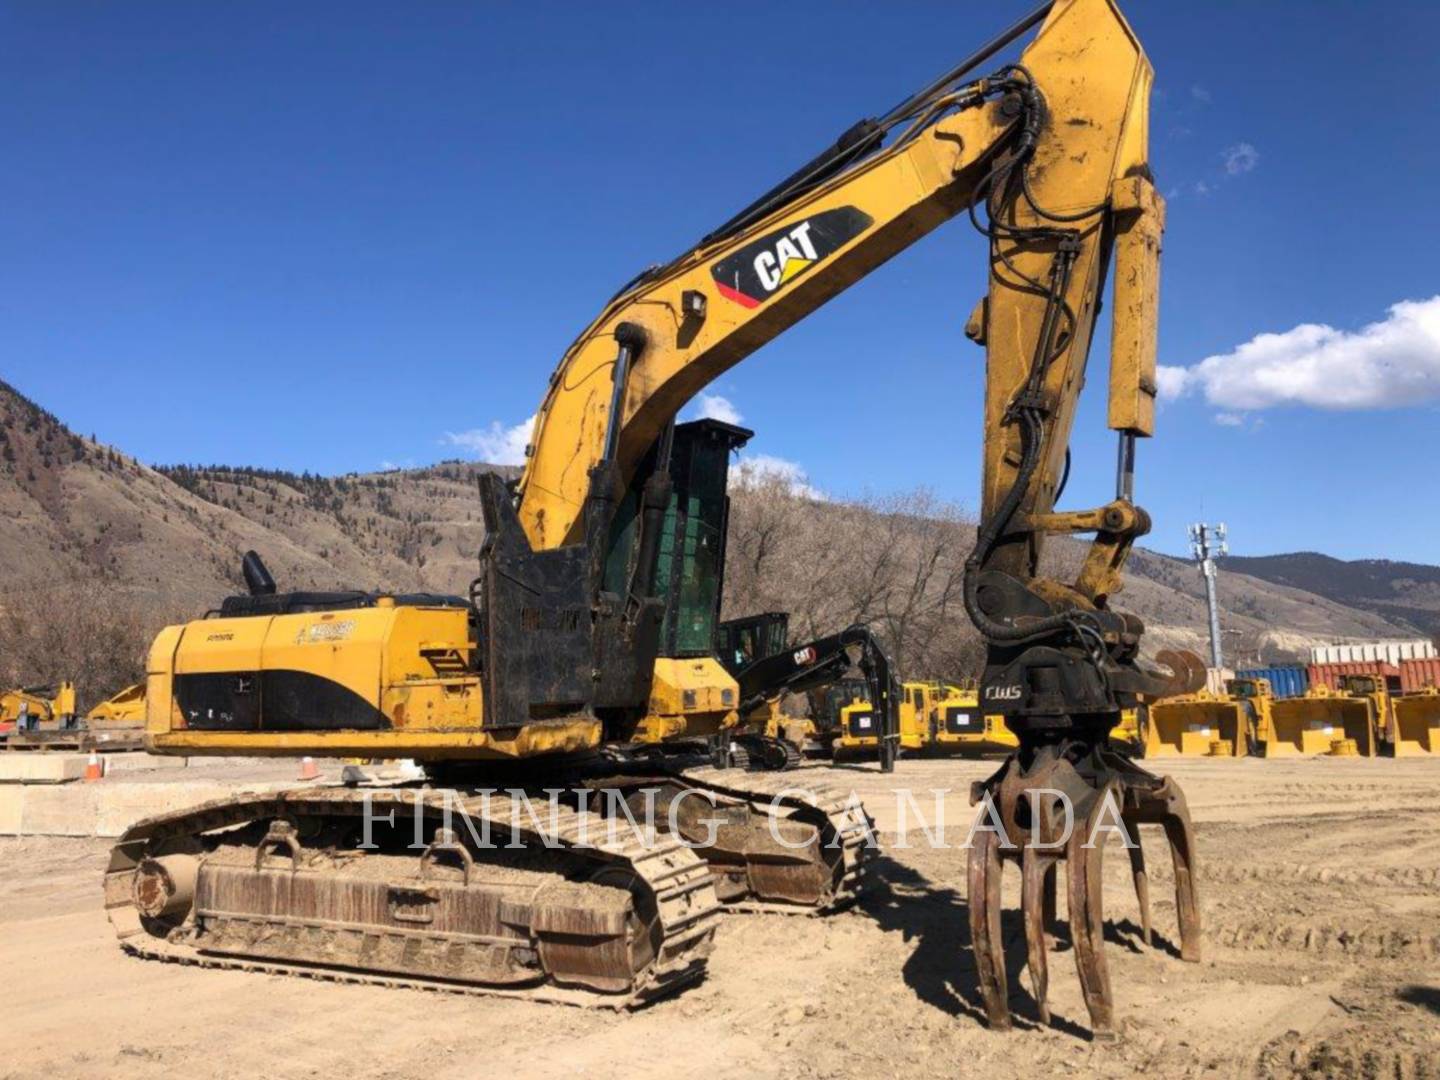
left=1020, top=845, right=1052, bottom=1025
left=967, top=827, right=1011, bottom=1029
left=1067, top=801, right=1116, bottom=1039
left=1042, top=860, right=1058, bottom=950
left=1123, top=814, right=1152, bottom=946
left=1157, top=783, right=1202, bottom=963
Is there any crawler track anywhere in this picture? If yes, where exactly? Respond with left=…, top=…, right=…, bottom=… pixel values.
left=675, top=766, right=877, bottom=912
left=106, top=786, right=721, bottom=1007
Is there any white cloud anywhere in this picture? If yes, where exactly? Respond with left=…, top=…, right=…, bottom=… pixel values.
left=1160, top=296, right=1440, bottom=411
left=690, top=393, right=743, bottom=425
left=1192, top=180, right=1211, bottom=197
left=1212, top=412, right=1245, bottom=427
left=443, top=415, right=536, bottom=466
left=730, top=453, right=825, bottom=500
left=1190, top=84, right=1213, bottom=105
left=1222, top=142, right=1259, bottom=175
left=1156, top=365, right=1193, bottom=402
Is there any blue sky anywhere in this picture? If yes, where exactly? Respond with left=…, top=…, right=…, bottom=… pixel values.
left=3, top=1, right=1438, bottom=563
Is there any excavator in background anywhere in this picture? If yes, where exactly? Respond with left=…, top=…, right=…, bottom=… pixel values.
left=836, top=680, right=938, bottom=758
left=106, top=0, right=1201, bottom=1035
left=0, top=682, right=76, bottom=737
left=925, top=681, right=1021, bottom=756
left=807, top=676, right=870, bottom=754
left=715, top=611, right=898, bottom=768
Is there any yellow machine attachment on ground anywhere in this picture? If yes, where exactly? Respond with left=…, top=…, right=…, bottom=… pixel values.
left=1144, top=689, right=1250, bottom=758
left=1390, top=686, right=1440, bottom=756
left=1262, top=678, right=1379, bottom=758
left=1306, top=674, right=1440, bottom=758
left=85, top=683, right=147, bottom=729
left=0, top=681, right=76, bottom=731
left=924, top=682, right=1019, bottom=756
left=112, top=0, right=1191, bottom=1035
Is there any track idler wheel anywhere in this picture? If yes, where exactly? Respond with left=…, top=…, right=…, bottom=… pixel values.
left=967, top=741, right=1201, bottom=1038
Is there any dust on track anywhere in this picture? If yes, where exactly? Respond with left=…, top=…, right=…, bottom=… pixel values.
left=1, top=755, right=1438, bottom=1079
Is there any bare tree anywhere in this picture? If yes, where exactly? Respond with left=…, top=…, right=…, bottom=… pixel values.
left=0, top=583, right=162, bottom=710
left=723, top=482, right=986, bottom=681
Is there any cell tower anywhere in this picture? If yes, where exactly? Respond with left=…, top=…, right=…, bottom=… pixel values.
left=1189, top=522, right=1228, bottom=669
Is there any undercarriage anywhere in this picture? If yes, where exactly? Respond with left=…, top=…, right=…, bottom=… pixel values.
left=105, top=763, right=876, bottom=1005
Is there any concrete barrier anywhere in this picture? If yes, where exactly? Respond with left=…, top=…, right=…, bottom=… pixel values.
left=0, top=755, right=89, bottom=784
left=101, top=752, right=190, bottom=775
left=0, top=780, right=292, bottom=838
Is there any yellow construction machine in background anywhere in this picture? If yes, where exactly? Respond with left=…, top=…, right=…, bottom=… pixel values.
left=1264, top=673, right=1439, bottom=758
left=0, top=681, right=77, bottom=732
left=1390, top=685, right=1440, bottom=756
left=1107, top=707, right=1145, bottom=756
left=837, top=680, right=934, bottom=757
left=1138, top=672, right=1440, bottom=759
left=86, top=682, right=147, bottom=730
left=1263, top=676, right=1380, bottom=758
left=924, top=682, right=1018, bottom=757
left=835, top=680, right=1029, bottom=759
left=1145, top=686, right=1251, bottom=758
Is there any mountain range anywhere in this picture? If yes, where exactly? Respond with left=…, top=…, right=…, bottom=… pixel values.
left=1, top=379, right=1430, bottom=676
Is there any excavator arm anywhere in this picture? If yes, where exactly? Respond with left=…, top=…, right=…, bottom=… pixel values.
left=483, top=0, right=1173, bottom=736
left=475, top=0, right=1203, bottom=1036
left=517, top=0, right=1158, bottom=562
left=727, top=623, right=897, bottom=722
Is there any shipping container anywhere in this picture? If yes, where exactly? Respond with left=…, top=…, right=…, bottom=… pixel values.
left=1400, top=658, right=1440, bottom=694
left=1235, top=665, right=1309, bottom=699
left=1309, top=640, right=1436, bottom=666
left=1308, top=661, right=1402, bottom=693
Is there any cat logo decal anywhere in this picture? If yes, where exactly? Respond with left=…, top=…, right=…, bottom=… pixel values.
left=710, top=206, right=873, bottom=308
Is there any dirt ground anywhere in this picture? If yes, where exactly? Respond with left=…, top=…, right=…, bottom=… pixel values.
left=2, top=755, right=1439, bottom=1080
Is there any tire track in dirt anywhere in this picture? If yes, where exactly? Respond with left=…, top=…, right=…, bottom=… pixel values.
left=1213, top=918, right=1440, bottom=960
left=1140, top=861, right=1440, bottom=891
left=1258, top=1031, right=1440, bottom=1079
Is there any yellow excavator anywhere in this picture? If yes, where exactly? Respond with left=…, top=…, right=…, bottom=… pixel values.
left=713, top=610, right=897, bottom=768
left=836, top=679, right=937, bottom=757
left=925, top=682, right=1021, bottom=756
left=106, top=0, right=1199, bottom=1036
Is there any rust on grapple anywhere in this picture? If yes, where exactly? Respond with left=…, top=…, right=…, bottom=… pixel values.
left=968, top=744, right=1200, bottom=1036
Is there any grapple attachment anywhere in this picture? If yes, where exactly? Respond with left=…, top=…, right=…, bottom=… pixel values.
left=967, top=740, right=1200, bottom=1037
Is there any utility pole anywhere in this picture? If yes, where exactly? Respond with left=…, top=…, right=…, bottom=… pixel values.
left=1189, top=522, right=1228, bottom=669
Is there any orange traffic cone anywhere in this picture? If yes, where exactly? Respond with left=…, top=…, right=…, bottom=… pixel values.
left=298, top=756, right=320, bottom=781
left=84, top=751, right=103, bottom=782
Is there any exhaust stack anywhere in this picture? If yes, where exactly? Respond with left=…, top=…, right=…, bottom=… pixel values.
left=241, top=550, right=277, bottom=597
